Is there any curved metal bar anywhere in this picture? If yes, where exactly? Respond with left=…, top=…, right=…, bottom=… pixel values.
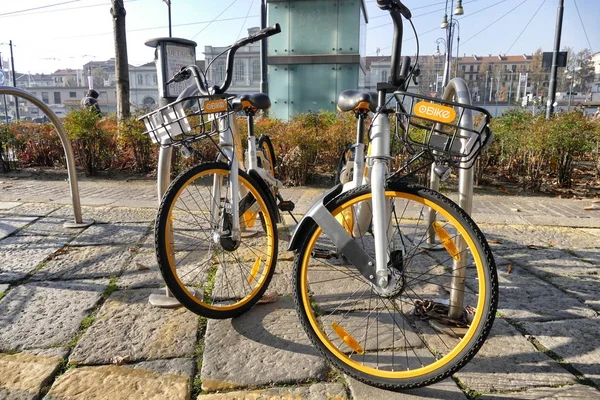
left=428, top=77, right=474, bottom=320
left=0, top=85, right=86, bottom=225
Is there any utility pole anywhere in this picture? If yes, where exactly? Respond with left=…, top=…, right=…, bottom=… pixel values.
left=111, top=0, right=131, bottom=121
left=545, top=0, right=564, bottom=119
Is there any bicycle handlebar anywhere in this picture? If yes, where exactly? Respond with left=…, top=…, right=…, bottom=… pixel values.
left=168, top=23, right=281, bottom=96
left=376, top=0, right=411, bottom=88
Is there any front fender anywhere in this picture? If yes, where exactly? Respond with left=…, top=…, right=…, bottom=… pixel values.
left=287, top=183, right=343, bottom=251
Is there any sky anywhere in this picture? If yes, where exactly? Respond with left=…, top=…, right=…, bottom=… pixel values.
left=1, top=0, right=599, bottom=75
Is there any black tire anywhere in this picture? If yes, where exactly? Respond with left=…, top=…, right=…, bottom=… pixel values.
left=293, top=182, right=497, bottom=390
left=156, top=162, right=278, bottom=319
left=257, top=135, right=276, bottom=178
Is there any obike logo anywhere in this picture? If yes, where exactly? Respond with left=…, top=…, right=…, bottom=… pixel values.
left=414, top=101, right=456, bottom=124
left=204, top=99, right=228, bottom=113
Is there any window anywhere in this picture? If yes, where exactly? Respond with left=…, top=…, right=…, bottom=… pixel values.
left=137, top=75, right=143, bottom=85
left=153, top=74, right=157, bottom=85
left=469, top=65, right=474, bottom=72
left=488, top=65, right=492, bottom=72
left=252, top=59, right=261, bottom=82
left=381, top=70, right=388, bottom=82
left=145, top=74, right=151, bottom=85
left=42, top=92, right=49, bottom=104
left=216, top=61, right=226, bottom=83
left=462, top=65, right=466, bottom=72
left=69, top=92, right=77, bottom=98
left=234, top=60, right=245, bottom=83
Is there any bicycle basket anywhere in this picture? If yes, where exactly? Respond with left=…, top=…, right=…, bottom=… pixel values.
left=138, top=95, right=234, bottom=148
left=394, top=91, right=493, bottom=168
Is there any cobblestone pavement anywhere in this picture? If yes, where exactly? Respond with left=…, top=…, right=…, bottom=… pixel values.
left=1, top=175, right=599, bottom=399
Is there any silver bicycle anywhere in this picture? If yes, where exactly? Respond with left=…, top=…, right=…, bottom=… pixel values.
left=140, top=24, right=285, bottom=319
left=288, top=0, right=498, bottom=390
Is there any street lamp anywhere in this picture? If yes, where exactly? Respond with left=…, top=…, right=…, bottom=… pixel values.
left=440, top=0, right=464, bottom=88
left=434, top=38, right=446, bottom=95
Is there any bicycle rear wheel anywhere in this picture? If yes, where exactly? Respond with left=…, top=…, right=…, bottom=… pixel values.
left=156, top=162, right=278, bottom=319
left=294, top=182, right=497, bottom=389
left=257, top=135, right=276, bottom=178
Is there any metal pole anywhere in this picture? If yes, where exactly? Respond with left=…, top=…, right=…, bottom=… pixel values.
left=260, top=0, right=268, bottom=95
left=545, top=0, right=564, bottom=119
left=508, top=70, right=514, bottom=104
left=568, top=75, right=573, bottom=111
left=483, top=71, right=488, bottom=107
left=168, top=2, right=172, bottom=37
left=9, top=41, right=19, bottom=120
left=454, top=22, right=460, bottom=78
left=495, top=78, right=499, bottom=116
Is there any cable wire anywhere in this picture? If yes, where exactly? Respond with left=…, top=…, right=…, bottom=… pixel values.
left=573, top=0, right=593, bottom=53
left=0, top=0, right=81, bottom=17
left=461, top=0, right=529, bottom=46
left=236, top=0, right=255, bottom=40
left=191, top=0, right=239, bottom=40
left=505, top=0, right=546, bottom=54
left=0, top=0, right=139, bottom=19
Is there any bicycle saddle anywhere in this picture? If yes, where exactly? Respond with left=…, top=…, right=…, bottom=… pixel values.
left=337, top=90, right=378, bottom=113
left=232, top=93, right=271, bottom=112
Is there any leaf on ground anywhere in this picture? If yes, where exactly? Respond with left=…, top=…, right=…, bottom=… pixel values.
left=498, top=187, right=510, bottom=194
left=136, top=262, right=150, bottom=271
left=506, top=264, right=513, bottom=274
left=488, top=239, right=502, bottom=244
left=258, top=292, right=279, bottom=304
left=584, top=205, right=600, bottom=211
left=526, top=244, right=545, bottom=249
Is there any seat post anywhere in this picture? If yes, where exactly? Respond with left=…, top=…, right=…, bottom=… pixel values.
left=355, top=112, right=366, bottom=145
left=247, top=112, right=255, bottom=137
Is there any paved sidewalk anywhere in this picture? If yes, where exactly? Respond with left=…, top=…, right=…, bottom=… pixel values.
left=1, top=176, right=600, bottom=399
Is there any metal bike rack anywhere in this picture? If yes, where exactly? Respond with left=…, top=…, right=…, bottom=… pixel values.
left=0, top=86, right=93, bottom=229
left=426, top=77, right=473, bottom=320
left=145, top=36, right=197, bottom=308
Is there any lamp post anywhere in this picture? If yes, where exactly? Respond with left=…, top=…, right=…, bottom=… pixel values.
left=440, top=0, right=464, bottom=88
left=434, top=38, right=446, bottom=95
left=163, top=0, right=172, bottom=37
left=0, top=41, right=19, bottom=120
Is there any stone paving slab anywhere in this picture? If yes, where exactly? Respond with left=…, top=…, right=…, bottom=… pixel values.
left=15, top=216, right=84, bottom=238
left=0, top=352, right=64, bottom=400
left=570, top=248, right=600, bottom=266
left=69, top=222, right=151, bottom=247
left=264, top=260, right=294, bottom=297
left=547, top=274, right=600, bottom=312
left=0, top=201, right=22, bottom=210
left=46, top=359, right=193, bottom=400
left=201, top=296, right=327, bottom=392
left=70, top=288, right=197, bottom=365
left=0, top=203, right=63, bottom=217
left=51, top=206, right=156, bottom=223
left=347, top=376, right=466, bottom=400
left=117, top=251, right=164, bottom=289
left=521, top=319, right=600, bottom=387
left=495, top=247, right=600, bottom=277
left=0, top=284, right=9, bottom=294
left=197, top=383, right=348, bottom=399
left=31, top=245, right=133, bottom=282
left=478, top=384, right=600, bottom=399
left=495, top=269, right=596, bottom=322
left=0, top=235, right=72, bottom=283
left=0, top=216, right=37, bottom=240
left=450, top=318, right=577, bottom=394
left=512, top=226, right=600, bottom=249
left=0, top=280, right=108, bottom=351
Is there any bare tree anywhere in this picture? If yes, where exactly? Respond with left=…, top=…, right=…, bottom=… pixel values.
left=111, top=0, right=130, bottom=121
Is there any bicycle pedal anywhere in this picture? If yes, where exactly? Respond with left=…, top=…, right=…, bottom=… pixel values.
left=278, top=200, right=295, bottom=212
left=311, top=248, right=339, bottom=259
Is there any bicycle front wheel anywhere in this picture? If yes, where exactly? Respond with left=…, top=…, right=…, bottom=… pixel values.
left=294, top=182, right=497, bottom=390
left=156, top=162, right=278, bottom=319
